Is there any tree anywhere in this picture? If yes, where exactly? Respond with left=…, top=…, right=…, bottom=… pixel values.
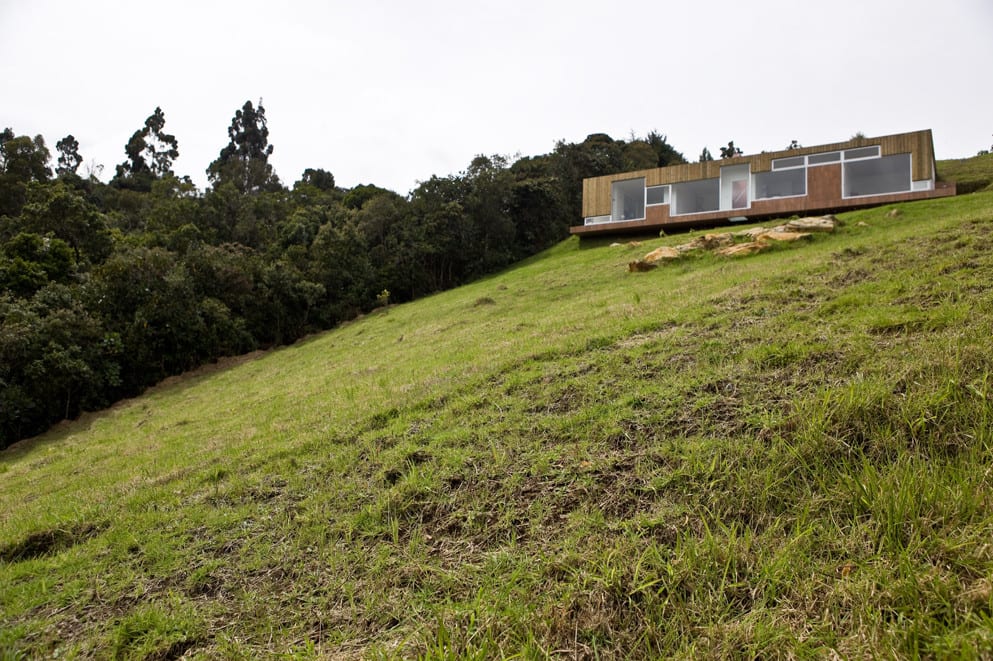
left=343, top=183, right=394, bottom=210
left=645, top=131, right=687, bottom=167
left=112, top=107, right=179, bottom=191
left=699, top=147, right=714, bottom=162
left=0, top=285, right=121, bottom=446
left=17, top=182, right=113, bottom=264
left=141, top=107, right=180, bottom=178
left=142, top=175, right=206, bottom=247
left=0, top=232, right=75, bottom=296
left=461, top=154, right=516, bottom=276
left=0, top=131, right=52, bottom=217
left=299, top=168, right=335, bottom=192
left=309, top=217, right=375, bottom=323
left=207, top=99, right=280, bottom=193
left=508, top=171, right=568, bottom=256
left=0, top=132, right=52, bottom=183
left=720, top=141, right=743, bottom=159
left=551, top=133, right=625, bottom=223
left=91, top=247, right=219, bottom=387
left=55, top=135, right=83, bottom=176
left=622, top=140, right=658, bottom=171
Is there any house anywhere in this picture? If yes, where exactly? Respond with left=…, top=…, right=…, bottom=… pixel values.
left=571, top=129, right=956, bottom=237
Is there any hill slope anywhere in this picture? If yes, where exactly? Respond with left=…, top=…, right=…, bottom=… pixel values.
left=939, top=152, right=993, bottom=194
left=3, top=191, right=993, bottom=658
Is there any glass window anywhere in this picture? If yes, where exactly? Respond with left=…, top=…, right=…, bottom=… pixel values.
left=844, top=146, right=881, bottom=160
left=672, top=178, right=720, bottom=215
left=772, top=156, right=805, bottom=169
left=646, top=185, right=669, bottom=205
left=611, top=178, right=645, bottom=221
left=844, top=153, right=911, bottom=197
left=808, top=151, right=841, bottom=165
left=754, top=169, right=806, bottom=199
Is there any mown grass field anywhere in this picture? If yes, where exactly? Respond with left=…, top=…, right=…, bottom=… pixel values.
left=3, top=185, right=993, bottom=658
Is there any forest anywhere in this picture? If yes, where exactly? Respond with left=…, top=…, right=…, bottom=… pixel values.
left=0, top=100, right=687, bottom=448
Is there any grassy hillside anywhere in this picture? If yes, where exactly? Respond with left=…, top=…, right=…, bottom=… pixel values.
left=939, top=152, right=993, bottom=194
left=3, top=189, right=993, bottom=658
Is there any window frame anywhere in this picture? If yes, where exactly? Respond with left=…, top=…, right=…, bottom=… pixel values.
left=646, top=185, right=670, bottom=206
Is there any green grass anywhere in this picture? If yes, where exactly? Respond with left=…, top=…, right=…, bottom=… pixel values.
left=3, top=190, right=993, bottom=658
left=939, top=152, right=993, bottom=194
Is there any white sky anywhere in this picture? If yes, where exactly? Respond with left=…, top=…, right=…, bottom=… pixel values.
left=2, top=0, right=991, bottom=195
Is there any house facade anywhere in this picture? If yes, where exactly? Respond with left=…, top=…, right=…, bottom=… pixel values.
left=571, top=129, right=956, bottom=237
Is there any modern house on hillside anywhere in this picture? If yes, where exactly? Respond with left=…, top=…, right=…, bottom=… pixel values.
left=571, top=129, right=956, bottom=237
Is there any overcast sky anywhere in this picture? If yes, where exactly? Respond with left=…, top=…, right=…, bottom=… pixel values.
left=2, top=0, right=991, bottom=195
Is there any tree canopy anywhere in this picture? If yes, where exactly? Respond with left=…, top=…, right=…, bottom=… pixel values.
left=55, top=135, right=82, bottom=177
left=112, top=107, right=179, bottom=191
left=207, top=99, right=280, bottom=193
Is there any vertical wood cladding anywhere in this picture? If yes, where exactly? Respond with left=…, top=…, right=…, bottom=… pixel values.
left=807, top=164, right=843, bottom=205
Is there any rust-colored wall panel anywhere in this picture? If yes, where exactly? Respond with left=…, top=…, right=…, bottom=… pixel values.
left=645, top=204, right=669, bottom=224
left=807, top=164, right=843, bottom=205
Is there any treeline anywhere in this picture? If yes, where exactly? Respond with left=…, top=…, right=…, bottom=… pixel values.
left=0, top=101, right=686, bottom=447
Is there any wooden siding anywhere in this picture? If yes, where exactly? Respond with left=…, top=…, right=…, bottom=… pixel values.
left=581, top=129, right=936, bottom=218
left=806, top=163, right=843, bottom=206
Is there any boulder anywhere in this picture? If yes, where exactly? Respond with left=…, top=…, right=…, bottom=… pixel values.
left=643, top=245, right=681, bottom=263
left=628, top=260, right=657, bottom=272
left=716, top=241, right=770, bottom=257
left=680, top=232, right=735, bottom=251
left=734, top=227, right=770, bottom=239
left=784, top=215, right=837, bottom=232
left=756, top=230, right=811, bottom=242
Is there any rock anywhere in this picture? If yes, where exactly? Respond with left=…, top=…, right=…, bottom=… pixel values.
left=643, top=245, right=681, bottom=263
left=610, top=242, right=623, bottom=247
left=628, top=260, right=657, bottom=272
left=716, top=241, right=770, bottom=257
left=734, top=227, right=770, bottom=239
left=701, top=233, right=735, bottom=248
left=756, top=231, right=811, bottom=242
left=680, top=232, right=735, bottom=251
left=624, top=215, right=830, bottom=270
left=886, top=208, right=902, bottom=218
left=784, top=215, right=837, bottom=232
left=856, top=221, right=869, bottom=227
left=627, top=241, right=643, bottom=247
